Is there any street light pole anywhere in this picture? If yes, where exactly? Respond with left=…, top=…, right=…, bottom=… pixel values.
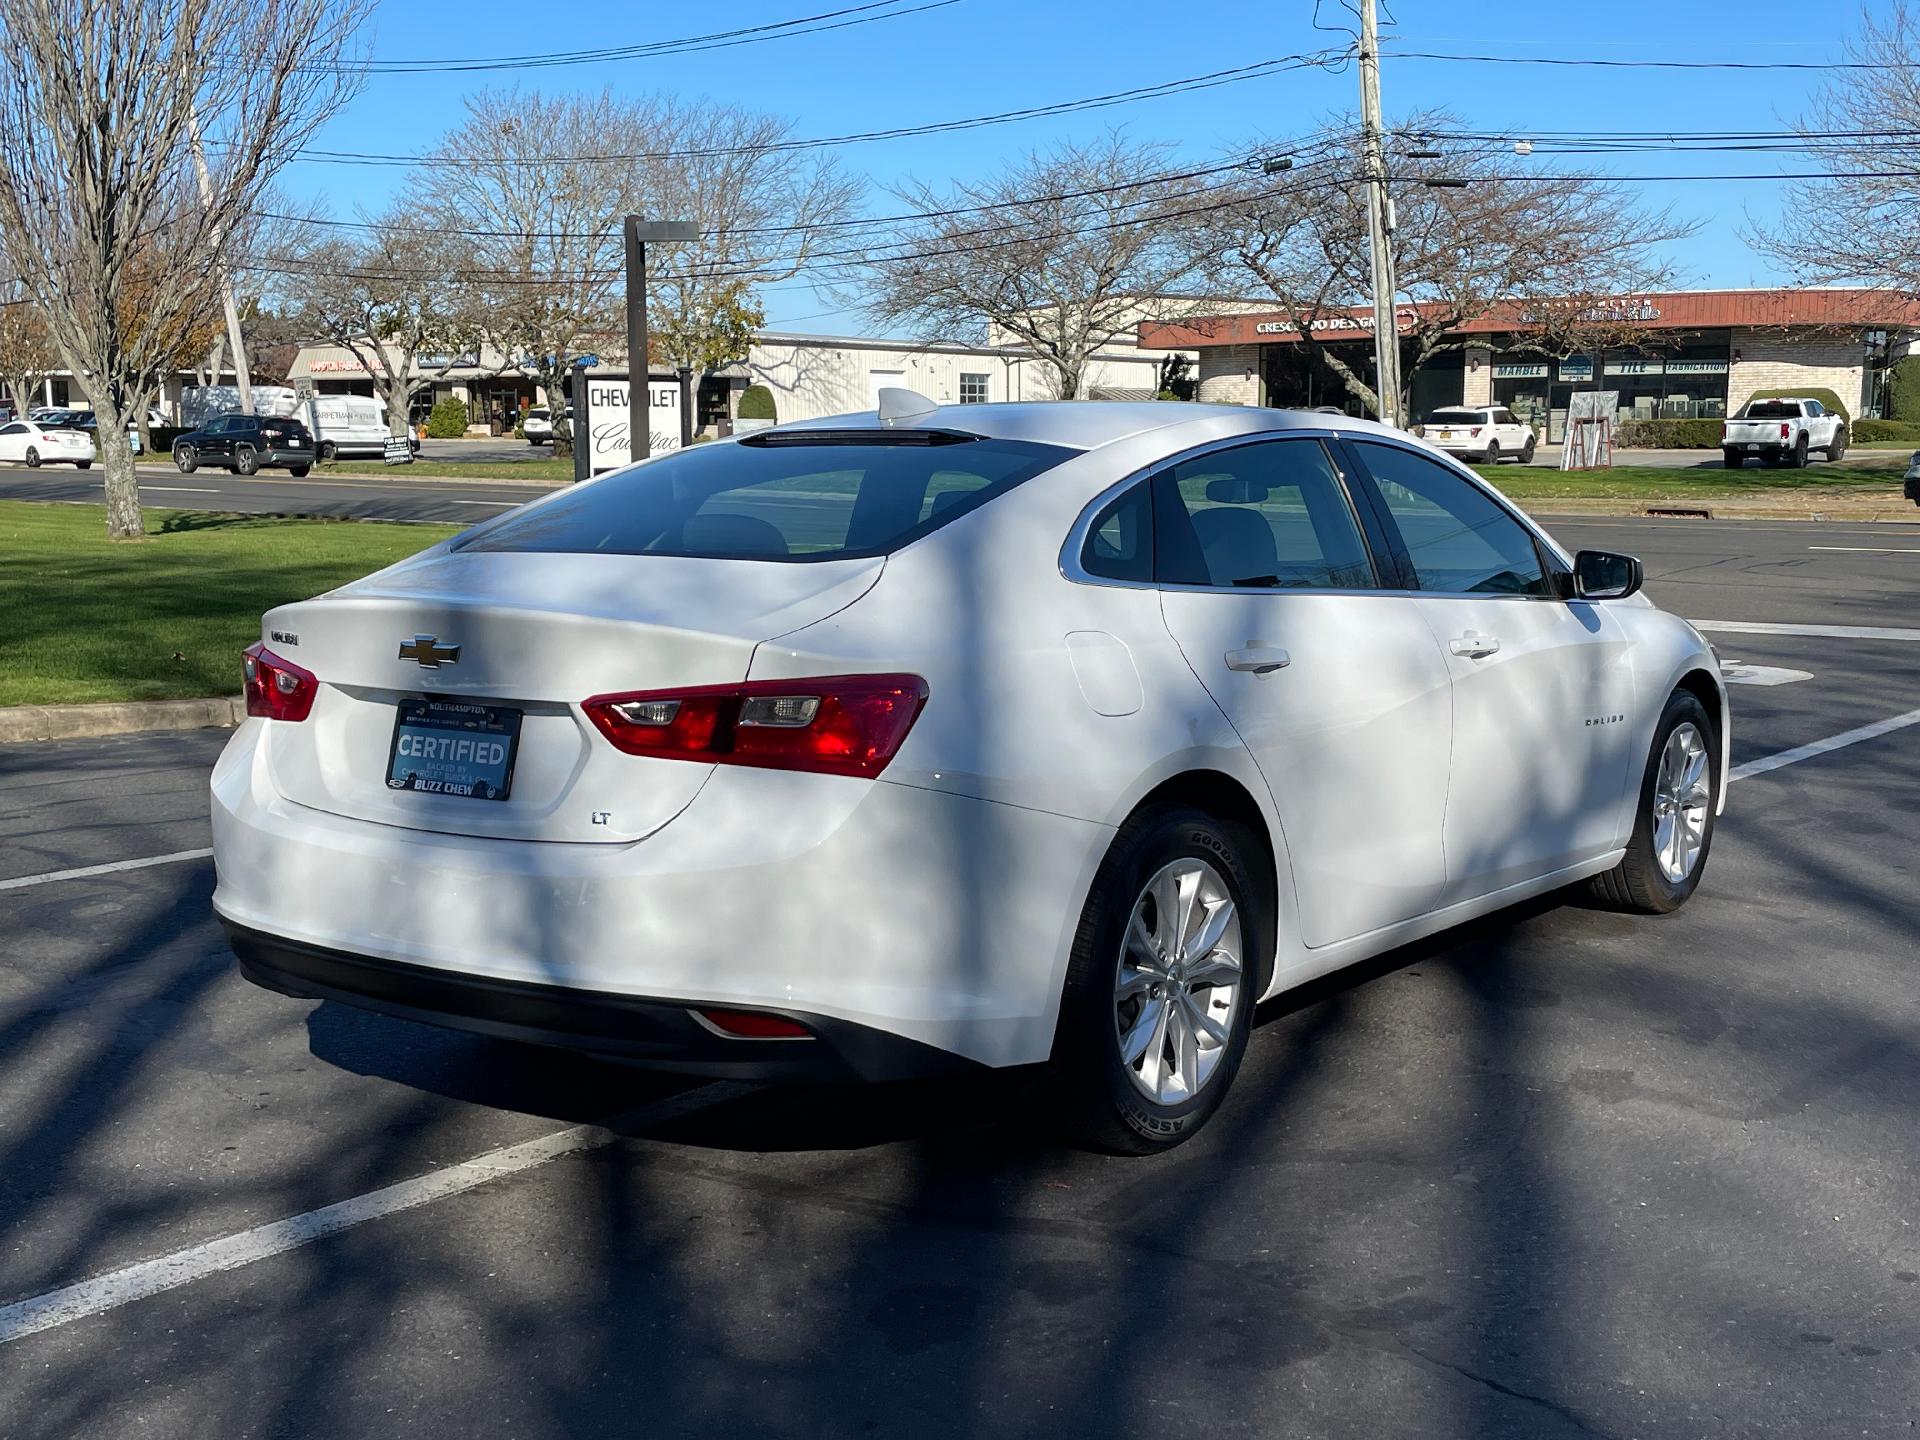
left=623, top=217, right=698, bottom=464
left=1357, top=0, right=1402, bottom=428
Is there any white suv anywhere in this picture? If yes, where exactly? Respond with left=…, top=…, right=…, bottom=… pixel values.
left=1422, top=406, right=1537, bottom=465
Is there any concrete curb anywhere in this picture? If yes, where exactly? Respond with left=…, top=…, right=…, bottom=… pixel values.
left=127, top=463, right=568, bottom=491
left=0, top=696, right=243, bottom=745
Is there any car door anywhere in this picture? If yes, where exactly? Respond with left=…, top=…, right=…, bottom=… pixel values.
left=1151, top=434, right=1455, bottom=951
left=0, top=422, right=24, bottom=462
left=1343, top=438, right=1639, bottom=902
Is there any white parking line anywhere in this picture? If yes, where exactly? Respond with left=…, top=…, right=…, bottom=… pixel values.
left=1730, top=707, right=1920, bottom=783
left=0, top=1081, right=742, bottom=1346
left=1805, top=546, right=1920, bottom=554
left=450, top=500, right=515, bottom=507
left=138, top=486, right=219, bottom=494
left=1690, top=619, right=1920, bottom=642
left=0, top=849, right=213, bottom=893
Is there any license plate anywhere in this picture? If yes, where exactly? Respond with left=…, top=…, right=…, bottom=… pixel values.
left=386, top=699, right=521, bottom=801
left=1436, top=430, right=1454, bottom=440
left=1746, top=443, right=1760, bottom=451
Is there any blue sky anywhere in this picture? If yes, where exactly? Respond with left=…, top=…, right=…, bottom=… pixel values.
left=290, top=0, right=1855, bottom=331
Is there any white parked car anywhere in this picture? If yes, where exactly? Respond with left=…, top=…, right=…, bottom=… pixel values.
left=0, top=418, right=95, bottom=468
left=522, top=406, right=571, bottom=444
left=211, top=398, right=1726, bottom=1152
left=1422, top=405, right=1538, bottom=465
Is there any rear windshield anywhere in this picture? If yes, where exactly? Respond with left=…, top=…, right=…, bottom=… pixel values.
left=456, top=433, right=1075, bottom=562
left=1743, top=401, right=1802, bottom=419
left=1425, top=409, right=1485, bottom=424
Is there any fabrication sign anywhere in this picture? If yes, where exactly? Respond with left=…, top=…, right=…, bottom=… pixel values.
left=584, top=378, right=682, bottom=473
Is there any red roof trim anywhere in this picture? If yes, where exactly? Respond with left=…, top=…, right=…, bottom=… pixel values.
left=1140, top=289, right=1920, bottom=348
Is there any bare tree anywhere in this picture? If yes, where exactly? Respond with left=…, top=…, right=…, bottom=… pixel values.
left=862, top=134, right=1218, bottom=399
left=0, top=293, right=58, bottom=416
left=1749, top=3, right=1920, bottom=295
left=640, top=100, right=859, bottom=378
left=0, top=0, right=368, bottom=537
left=1196, top=113, right=1694, bottom=418
left=425, top=90, right=856, bottom=455
left=298, top=208, right=485, bottom=441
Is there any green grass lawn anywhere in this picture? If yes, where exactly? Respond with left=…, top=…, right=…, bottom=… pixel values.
left=0, top=504, right=456, bottom=708
left=1476, top=462, right=1907, bottom=501
left=313, top=457, right=575, bottom=482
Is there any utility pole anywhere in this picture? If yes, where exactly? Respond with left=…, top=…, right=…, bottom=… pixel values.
left=623, top=217, right=697, bottom=464
left=1357, top=0, right=1402, bottom=428
left=187, top=106, right=253, bottom=415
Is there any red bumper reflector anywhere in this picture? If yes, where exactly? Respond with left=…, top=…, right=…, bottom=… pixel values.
left=697, top=1008, right=813, bottom=1039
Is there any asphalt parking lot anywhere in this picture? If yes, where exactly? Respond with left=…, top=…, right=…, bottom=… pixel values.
left=2, top=516, right=1917, bottom=1438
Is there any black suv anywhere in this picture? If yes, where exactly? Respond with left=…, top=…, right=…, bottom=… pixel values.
left=173, top=415, right=316, bottom=477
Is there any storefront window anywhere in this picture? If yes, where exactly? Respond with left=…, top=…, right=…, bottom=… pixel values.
left=1490, top=332, right=1731, bottom=441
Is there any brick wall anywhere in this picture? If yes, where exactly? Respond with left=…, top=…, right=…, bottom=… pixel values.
left=1462, top=347, right=1492, bottom=406
left=1729, top=328, right=1866, bottom=415
left=1196, top=346, right=1262, bottom=406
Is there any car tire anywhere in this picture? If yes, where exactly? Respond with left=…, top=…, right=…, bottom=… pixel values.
left=1589, top=689, right=1718, bottom=915
left=1047, top=805, right=1266, bottom=1154
left=75, top=460, right=91, bottom=470
left=318, top=441, right=337, bottom=462
left=1485, top=441, right=1501, bottom=465
left=1520, top=434, right=1537, bottom=463
left=24, top=446, right=40, bottom=468
left=1789, top=435, right=1808, bottom=469
left=1827, top=429, right=1847, bottom=462
left=234, top=444, right=260, bottom=476
left=289, top=464, right=311, bottom=477
left=1722, top=449, right=1741, bottom=468
left=174, top=444, right=197, bottom=474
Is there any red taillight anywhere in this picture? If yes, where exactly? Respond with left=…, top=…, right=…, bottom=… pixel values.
left=1468, top=426, right=1483, bottom=437
left=1781, top=422, right=1791, bottom=439
left=695, top=1008, right=812, bottom=1039
left=242, top=642, right=318, bottom=721
left=582, top=673, right=928, bottom=779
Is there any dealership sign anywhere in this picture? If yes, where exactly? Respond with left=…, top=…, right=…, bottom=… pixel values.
left=584, top=378, right=682, bottom=473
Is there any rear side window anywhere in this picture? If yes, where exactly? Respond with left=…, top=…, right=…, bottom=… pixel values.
left=1081, top=481, right=1153, bottom=582
left=457, top=433, right=1074, bottom=562
left=1153, top=439, right=1376, bottom=589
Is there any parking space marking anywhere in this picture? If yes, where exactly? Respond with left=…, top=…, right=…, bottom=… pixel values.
left=1805, top=546, right=1920, bottom=554
left=1691, top=619, right=1920, bottom=642
left=1730, top=706, right=1920, bottom=784
left=0, top=1081, right=743, bottom=1346
left=0, top=849, right=213, bottom=893
left=138, top=486, right=219, bottom=494
left=1720, top=663, right=1813, bottom=686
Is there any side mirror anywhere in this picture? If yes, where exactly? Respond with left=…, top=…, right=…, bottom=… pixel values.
left=1572, top=549, right=1643, bottom=601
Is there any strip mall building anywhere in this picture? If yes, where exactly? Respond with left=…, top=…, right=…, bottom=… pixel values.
left=1141, top=288, right=1920, bottom=442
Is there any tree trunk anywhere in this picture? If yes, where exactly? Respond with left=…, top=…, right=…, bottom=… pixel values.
left=546, top=364, right=573, bottom=457
left=86, top=392, right=144, bottom=538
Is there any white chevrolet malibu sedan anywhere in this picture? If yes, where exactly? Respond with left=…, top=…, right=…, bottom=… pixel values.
left=212, top=397, right=1726, bottom=1152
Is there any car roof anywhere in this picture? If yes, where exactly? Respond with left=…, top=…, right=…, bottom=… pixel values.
left=765, top=400, right=1414, bottom=453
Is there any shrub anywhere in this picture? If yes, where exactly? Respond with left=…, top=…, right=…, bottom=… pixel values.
left=1614, top=417, right=1726, bottom=449
left=737, top=384, right=777, bottom=422
left=1740, top=386, right=1850, bottom=422
left=1885, top=356, right=1920, bottom=422
left=1851, top=418, right=1920, bottom=442
left=425, top=398, right=469, bottom=439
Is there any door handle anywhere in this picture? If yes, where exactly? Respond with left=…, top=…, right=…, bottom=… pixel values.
left=1449, top=632, right=1501, bottom=659
left=1225, top=646, right=1291, bottom=674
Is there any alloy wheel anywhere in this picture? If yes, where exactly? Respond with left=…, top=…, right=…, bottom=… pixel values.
left=1652, top=721, right=1711, bottom=883
left=1113, top=858, right=1243, bottom=1106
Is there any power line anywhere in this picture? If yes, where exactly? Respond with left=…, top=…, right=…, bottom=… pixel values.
left=1386, top=47, right=1918, bottom=72
left=305, top=1, right=960, bottom=75
left=276, top=52, right=1353, bottom=167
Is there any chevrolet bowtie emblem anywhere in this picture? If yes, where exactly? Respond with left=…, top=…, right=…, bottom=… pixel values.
left=398, top=635, right=461, bottom=668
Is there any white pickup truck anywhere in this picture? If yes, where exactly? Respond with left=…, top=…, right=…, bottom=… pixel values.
left=1722, top=397, right=1847, bottom=468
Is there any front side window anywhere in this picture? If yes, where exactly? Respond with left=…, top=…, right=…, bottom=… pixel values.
left=459, top=433, right=1073, bottom=562
left=1351, top=441, right=1552, bottom=597
left=958, top=373, right=990, bottom=404
left=1152, top=439, right=1376, bottom=589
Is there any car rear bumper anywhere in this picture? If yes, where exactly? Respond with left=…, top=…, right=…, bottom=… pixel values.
left=224, top=921, right=981, bottom=1080
left=210, top=719, right=1109, bottom=1071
